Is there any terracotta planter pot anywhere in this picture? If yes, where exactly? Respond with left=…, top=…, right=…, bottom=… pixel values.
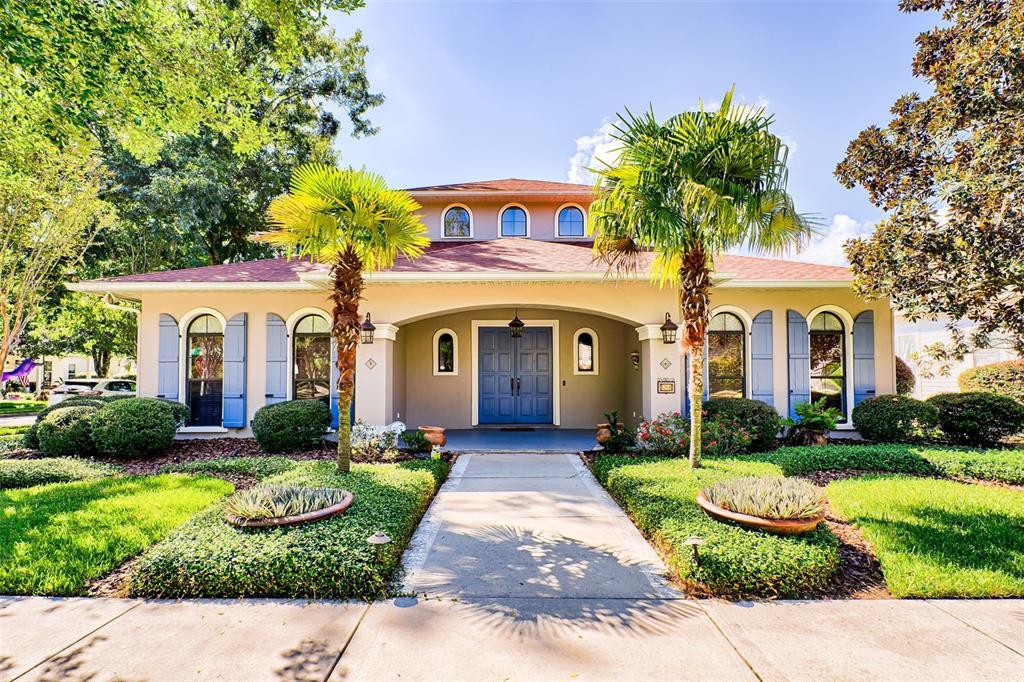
left=695, top=491, right=824, bottom=536
left=595, top=422, right=624, bottom=444
left=419, top=426, right=447, bottom=448
left=226, top=490, right=354, bottom=528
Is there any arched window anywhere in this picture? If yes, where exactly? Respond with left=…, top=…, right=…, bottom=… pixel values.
left=557, top=206, right=585, bottom=237
left=500, top=206, right=528, bottom=237
left=708, top=312, right=745, bottom=399
left=809, top=311, right=846, bottom=418
left=574, top=328, right=598, bottom=374
left=433, top=329, right=458, bottom=375
left=443, top=205, right=472, bottom=238
left=293, top=314, right=331, bottom=403
left=186, top=314, right=223, bottom=426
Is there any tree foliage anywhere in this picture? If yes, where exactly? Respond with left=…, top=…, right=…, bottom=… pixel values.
left=836, top=0, right=1024, bottom=354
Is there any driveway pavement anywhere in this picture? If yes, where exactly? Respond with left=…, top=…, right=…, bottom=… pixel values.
left=2, top=453, right=1022, bottom=681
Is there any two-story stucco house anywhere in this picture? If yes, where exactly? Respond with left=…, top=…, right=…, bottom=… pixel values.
left=69, top=179, right=894, bottom=439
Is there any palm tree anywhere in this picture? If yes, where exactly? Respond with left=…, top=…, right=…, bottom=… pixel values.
left=261, top=165, right=429, bottom=473
left=590, top=88, right=814, bottom=468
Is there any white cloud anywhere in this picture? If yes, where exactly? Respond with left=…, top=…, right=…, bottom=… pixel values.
left=790, top=214, right=877, bottom=266
left=567, top=121, right=620, bottom=184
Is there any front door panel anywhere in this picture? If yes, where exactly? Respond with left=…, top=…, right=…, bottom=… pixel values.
left=478, top=326, right=553, bottom=425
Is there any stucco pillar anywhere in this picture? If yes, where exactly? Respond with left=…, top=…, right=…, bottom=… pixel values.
left=355, top=323, right=398, bottom=427
left=636, top=324, right=683, bottom=420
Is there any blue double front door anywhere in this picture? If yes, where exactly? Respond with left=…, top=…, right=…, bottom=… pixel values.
left=478, top=327, right=553, bottom=424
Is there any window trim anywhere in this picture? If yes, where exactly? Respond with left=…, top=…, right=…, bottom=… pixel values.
left=498, top=203, right=531, bottom=238
left=554, top=203, right=588, bottom=240
left=432, top=328, right=459, bottom=376
left=291, top=313, right=332, bottom=402
left=707, top=306, right=753, bottom=400
left=177, top=307, right=228, bottom=416
left=707, top=312, right=746, bottom=399
left=573, top=327, right=599, bottom=375
left=284, top=307, right=333, bottom=401
left=440, top=203, right=474, bottom=240
left=805, top=305, right=856, bottom=427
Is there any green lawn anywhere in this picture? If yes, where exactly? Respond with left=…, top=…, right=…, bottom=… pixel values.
left=593, top=456, right=839, bottom=597
left=827, top=476, right=1024, bottom=598
left=131, top=459, right=449, bottom=600
left=0, top=474, right=232, bottom=595
left=0, top=400, right=47, bottom=416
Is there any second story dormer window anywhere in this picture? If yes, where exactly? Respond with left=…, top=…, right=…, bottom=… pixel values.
left=500, top=205, right=529, bottom=237
left=443, top=205, right=472, bottom=238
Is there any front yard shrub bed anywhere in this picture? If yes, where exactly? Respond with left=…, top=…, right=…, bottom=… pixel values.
left=827, top=476, right=1024, bottom=597
left=592, top=456, right=840, bottom=597
left=90, top=397, right=179, bottom=457
left=37, top=405, right=99, bottom=457
left=130, top=459, right=449, bottom=600
left=0, top=457, right=119, bottom=488
left=161, top=456, right=298, bottom=479
left=926, top=392, right=1024, bottom=445
left=851, top=395, right=938, bottom=443
left=704, top=398, right=782, bottom=452
left=0, top=474, right=232, bottom=595
left=252, top=399, right=331, bottom=453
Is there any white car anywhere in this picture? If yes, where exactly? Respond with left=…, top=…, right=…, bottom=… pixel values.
left=49, top=379, right=137, bottom=405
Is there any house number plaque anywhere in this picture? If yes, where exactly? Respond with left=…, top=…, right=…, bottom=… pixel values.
left=657, top=379, right=676, bottom=394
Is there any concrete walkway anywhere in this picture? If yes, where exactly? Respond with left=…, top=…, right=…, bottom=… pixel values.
left=2, top=453, right=1023, bottom=681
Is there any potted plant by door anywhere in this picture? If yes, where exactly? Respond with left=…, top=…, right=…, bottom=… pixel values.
left=418, top=425, right=447, bottom=448
left=784, top=398, right=842, bottom=446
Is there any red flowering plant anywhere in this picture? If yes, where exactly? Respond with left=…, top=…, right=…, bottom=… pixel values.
left=637, top=410, right=751, bottom=458
left=701, top=410, right=752, bottom=457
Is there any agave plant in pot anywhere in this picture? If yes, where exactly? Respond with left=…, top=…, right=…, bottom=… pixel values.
left=697, top=476, right=826, bottom=535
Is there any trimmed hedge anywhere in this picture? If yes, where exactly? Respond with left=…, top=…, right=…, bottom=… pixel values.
left=91, top=398, right=178, bottom=458
left=0, top=457, right=119, bottom=489
left=704, top=398, right=782, bottom=452
left=37, top=406, right=99, bottom=457
left=851, top=395, right=938, bottom=443
left=959, top=360, right=1024, bottom=403
left=23, top=398, right=107, bottom=449
left=593, top=456, right=840, bottom=597
left=161, top=456, right=298, bottom=479
left=252, top=400, right=331, bottom=454
left=130, top=459, right=448, bottom=599
left=927, top=392, right=1024, bottom=445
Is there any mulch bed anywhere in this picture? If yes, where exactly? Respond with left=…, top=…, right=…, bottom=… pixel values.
left=97, top=438, right=334, bottom=476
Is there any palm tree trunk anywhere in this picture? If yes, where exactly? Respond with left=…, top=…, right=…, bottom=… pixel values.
left=331, top=246, right=364, bottom=474
left=679, top=246, right=712, bottom=468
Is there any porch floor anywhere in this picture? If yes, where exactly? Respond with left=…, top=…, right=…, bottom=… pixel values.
left=443, top=428, right=598, bottom=453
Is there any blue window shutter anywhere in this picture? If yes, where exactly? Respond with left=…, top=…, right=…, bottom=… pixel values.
left=265, top=314, right=287, bottom=406
left=751, top=311, right=773, bottom=406
left=222, top=313, right=247, bottom=428
left=787, top=310, right=810, bottom=419
left=157, top=314, right=179, bottom=402
left=330, top=338, right=340, bottom=428
left=853, top=311, right=876, bottom=406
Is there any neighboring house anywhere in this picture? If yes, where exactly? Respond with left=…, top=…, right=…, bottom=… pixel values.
left=2, top=354, right=135, bottom=393
left=69, top=179, right=896, bottom=436
left=895, top=317, right=1017, bottom=398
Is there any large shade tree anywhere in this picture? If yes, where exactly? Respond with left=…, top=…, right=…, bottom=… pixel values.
left=590, top=89, right=813, bottom=467
left=261, top=165, right=429, bottom=472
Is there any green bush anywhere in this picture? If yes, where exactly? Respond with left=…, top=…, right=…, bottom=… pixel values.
left=90, top=398, right=178, bottom=458
left=401, top=430, right=431, bottom=454
left=592, top=456, right=839, bottom=597
left=705, top=398, right=782, bottom=452
left=37, top=406, right=99, bottom=457
left=927, top=391, right=1024, bottom=445
left=23, top=398, right=107, bottom=449
left=959, top=360, right=1024, bottom=403
left=895, top=357, right=916, bottom=395
left=252, top=400, right=331, bottom=453
left=130, top=459, right=448, bottom=599
left=161, top=456, right=297, bottom=479
left=851, top=394, right=938, bottom=443
left=155, top=399, right=189, bottom=427
left=920, top=447, right=1024, bottom=485
left=0, top=457, right=119, bottom=488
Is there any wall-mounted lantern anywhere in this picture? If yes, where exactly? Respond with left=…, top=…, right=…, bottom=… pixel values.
left=660, top=313, right=679, bottom=344
left=360, top=313, right=376, bottom=344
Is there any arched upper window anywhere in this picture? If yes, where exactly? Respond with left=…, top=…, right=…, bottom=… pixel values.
left=186, top=314, right=224, bottom=426
left=557, top=206, right=586, bottom=237
left=433, top=328, right=458, bottom=376
left=500, top=206, right=528, bottom=237
left=293, top=314, right=331, bottom=403
left=573, top=328, right=598, bottom=375
left=442, top=205, right=472, bottom=238
left=707, top=312, right=745, bottom=399
left=809, top=311, right=846, bottom=418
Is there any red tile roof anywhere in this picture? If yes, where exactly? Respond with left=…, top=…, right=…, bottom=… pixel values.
left=80, top=239, right=850, bottom=285
left=404, top=178, right=594, bottom=194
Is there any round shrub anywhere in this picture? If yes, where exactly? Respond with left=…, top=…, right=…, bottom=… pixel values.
left=896, top=357, right=916, bottom=395
left=22, top=397, right=106, bottom=449
left=852, top=395, right=938, bottom=443
left=959, top=360, right=1024, bottom=403
left=37, top=405, right=99, bottom=457
left=705, top=398, right=782, bottom=452
left=927, top=391, right=1024, bottom=445
left=155, top=398, right=189, bottom=427
left=253, top=399, right=331, bottom=453
left=91, top=397, right=178, bottom=458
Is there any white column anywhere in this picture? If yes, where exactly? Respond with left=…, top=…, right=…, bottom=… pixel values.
left=355, top=323, right=398, bottom=427
left=636, top=324, right=683, bottom=420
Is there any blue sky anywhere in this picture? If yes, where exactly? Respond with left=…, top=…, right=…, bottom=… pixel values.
left=331, top=2, right=937, bottom=264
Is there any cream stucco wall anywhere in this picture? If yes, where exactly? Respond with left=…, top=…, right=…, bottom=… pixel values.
left=131, top=279, right=894, bottom=433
